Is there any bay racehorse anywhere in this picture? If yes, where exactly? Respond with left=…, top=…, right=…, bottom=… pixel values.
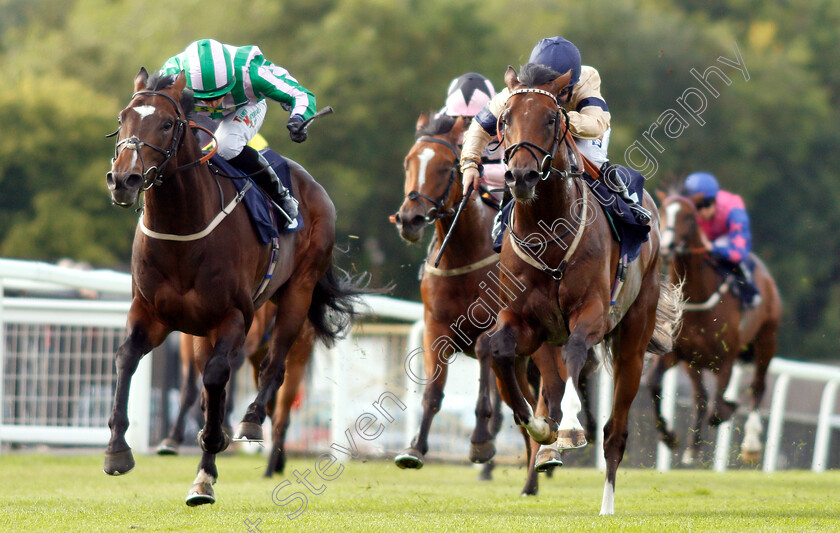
left=650, top=192, right=781, bottom=464
left=393, top=112, right=565, bottom=495
left=488, top=65, right=683, bottom=514
left=156, top=302, right=315, bottom=478
left=104, top=69, right=364, bottom=505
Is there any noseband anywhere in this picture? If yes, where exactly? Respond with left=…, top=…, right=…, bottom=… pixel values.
left=405, top=136, right=461, bottom=223
left=502, top=88, right=578, bottom=180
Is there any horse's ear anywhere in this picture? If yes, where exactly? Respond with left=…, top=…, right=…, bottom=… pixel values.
left=172, top=70, right=187, bottom=93
left=416, top=112, right=429, bottom=131
left=548, top=70, right=573, bottom=95
left=504, top=66, right=519, bottom=90
left=134, top=67, right=149, bottom=92
left=655, top=189, right=668, bottom=202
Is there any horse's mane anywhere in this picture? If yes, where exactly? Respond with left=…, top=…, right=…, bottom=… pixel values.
left=144, top=71, right=195, bottom=118
left=518, top=63, right=564, bottom=88
left=415, top=113, right=456, bottom=138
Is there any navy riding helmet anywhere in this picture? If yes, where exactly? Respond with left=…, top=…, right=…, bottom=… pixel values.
left=528, top=36, right=581, bottom=87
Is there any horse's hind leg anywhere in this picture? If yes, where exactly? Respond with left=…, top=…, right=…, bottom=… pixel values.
left=470, top=333, right=497, bottom=465
left=157, top=334, right=200, bottom=455
left=682, top=364, right=707, bottom=466
left=396, top=324, right=450, bottom=469
left=477, top=379, right=504, bottom=481
left=741, top=322, right=778, bottom=463
left=104, top=307, right=169, bottom=475
left=648, top=352, right=679, bottom=450
left=185, top=452, right=218, bottom=506
left=265, top=324, right=314, bottom=477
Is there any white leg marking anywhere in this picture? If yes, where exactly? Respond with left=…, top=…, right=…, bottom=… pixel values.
left=559, top=377, right=584, bottom=432
left=520, top=402, right=551, bottom=442
left=416, top=147, right=435, bottom=189
left=192, top=468, right=216, bottom=486
left=742, top=410, right=764, bottom=453
left=599, top=479, right=615, bottom=515
left=132, top=105, right=157, bottom=120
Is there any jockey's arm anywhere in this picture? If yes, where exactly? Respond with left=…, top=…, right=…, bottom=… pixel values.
left=566, top=66, right=611, bottom=140
left=253, top=58, right=317, bottom=121
left=460, top=90, right=509, bottom=195
left=713, top=208, right=752, bottom=263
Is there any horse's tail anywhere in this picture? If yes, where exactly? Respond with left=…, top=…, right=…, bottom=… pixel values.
left=647, top=279, right=685, bottom=356
left=307, top=264, right=384, bottom=346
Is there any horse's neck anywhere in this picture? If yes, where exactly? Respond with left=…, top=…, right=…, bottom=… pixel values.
left=434, top=197, right=494, bottom=264
left=515, top=175, right=578, bottom=234
left=142, top=142, right=219, bottom=234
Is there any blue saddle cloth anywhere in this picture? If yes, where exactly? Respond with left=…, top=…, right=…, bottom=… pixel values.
left=493, top=164, right=651, bottom=262
left=207, top=149, right=304, bottom=244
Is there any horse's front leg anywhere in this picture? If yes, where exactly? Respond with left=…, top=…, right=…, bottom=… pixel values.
left=104, top=303, right=169, bottom=475
left=198, top=312, right=246, bottom=455
left=236, top=290, right=311, bottom=441
left=648, top=351, right=679, bottom=449
left=531, top=343, right=570, bottom=469
left=556, top=308, right=605, bottom=450
left=469, top=332, right=497, bottom=464
left=682, top=364, right=707, bottom=465
left=489, top=310, right=556, bottom=445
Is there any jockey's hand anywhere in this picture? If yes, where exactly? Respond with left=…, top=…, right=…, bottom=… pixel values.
left=699, top=231, right=713, bottom=251
left=461, top=167, right=480, bottom=198
left=287, top=115, right=308, bottom=143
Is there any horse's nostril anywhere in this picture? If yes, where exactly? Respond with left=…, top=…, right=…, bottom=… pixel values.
left=125, top=174, right=143, bottom=189
left=393, top=212, right=402, bottom=224
left=410, top=215, right=426, bottom=227
left=106, top=172, right=116, bottom=189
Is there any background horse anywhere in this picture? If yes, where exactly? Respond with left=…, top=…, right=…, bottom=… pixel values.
left=104, top=69, right=364, bottom=506
left=651, top=192, right=782, bottom=464
left=393, top=112, right=557, bottom=495
left=156, top=302, right=315, bottom=478
left=487, top=65, right=682, bottom=515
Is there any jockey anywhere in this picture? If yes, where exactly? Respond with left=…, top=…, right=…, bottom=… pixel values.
left=439, top=73, right=505, bottom=199
left=159, top=39, right=317, bottom=220
left=683, top=171, right=761, bottom=307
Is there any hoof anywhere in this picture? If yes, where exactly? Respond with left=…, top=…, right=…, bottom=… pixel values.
left=103, top=449, right=135, bottom=476
left=534, top=446, right=563, bottom=473
left=521, top=488, right=538, bottom=497
left=185, top=482, right=215, bottom=506
left=469, top=440, right=496, bottom=464
left=555, top=429, right=587, bottom=450
left=197, top=428, right=231, bottom=454
left=681, top=448, right=698, bottom=466
left=156, top=438, right=180, bottom=456
left=394, top=449, right=424, bottom=469
left=740, top=448, right=762, bottom=464
left=709, top=400, right=737, bottom=426
left=662, top=431, right=680, bottom=450
left=233, top=422, right=264, bottom=443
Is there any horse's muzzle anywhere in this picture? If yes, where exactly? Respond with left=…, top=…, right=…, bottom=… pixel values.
left=393, top=209, right=426, bottom=243
left=106, top=170, right=142, bottom=207
left=505, top=167, right=539, bottom=201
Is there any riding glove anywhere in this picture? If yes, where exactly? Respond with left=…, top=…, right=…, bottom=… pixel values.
left=287, top=115, right=308, bottom=143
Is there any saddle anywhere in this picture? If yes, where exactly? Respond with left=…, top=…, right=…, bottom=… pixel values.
left=207, top=150, right=304, bottom=243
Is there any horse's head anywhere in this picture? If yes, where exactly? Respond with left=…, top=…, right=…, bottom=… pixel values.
left=500, top=65, right=572, bottom=201
left=106, top=68, right=191, bottom=207
left=657, top=191, right=703, bottom=260
left=393, top=113, right=465, bottom=243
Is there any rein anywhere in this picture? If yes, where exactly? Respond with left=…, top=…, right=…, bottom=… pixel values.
left=405, top=136, right=461, bottom=223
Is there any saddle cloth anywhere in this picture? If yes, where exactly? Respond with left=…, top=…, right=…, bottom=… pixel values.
left=208, top=149, right=304, bottom=244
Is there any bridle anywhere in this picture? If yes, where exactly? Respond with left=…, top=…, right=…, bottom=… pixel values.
left=501, top=88, right=579, bottom=180
left=108, top=89, right=216, bottom=191
left=404, top=136, right=461, bottom=223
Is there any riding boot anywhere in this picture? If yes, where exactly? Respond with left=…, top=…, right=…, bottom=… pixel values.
left=230, top=146, right=299, bottom=222
left=603, top=163, right=652, bottom=224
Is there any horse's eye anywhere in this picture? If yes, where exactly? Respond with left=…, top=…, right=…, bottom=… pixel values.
left=162, top=119, right=173, bottom=131
left=547, top=115, right=556, bottom=126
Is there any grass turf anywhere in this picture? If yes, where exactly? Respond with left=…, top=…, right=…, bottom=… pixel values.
left=0, top=452, right=837, bottom=532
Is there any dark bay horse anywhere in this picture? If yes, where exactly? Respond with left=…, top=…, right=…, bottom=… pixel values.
left=105, top=69, right=362, bottom=505
left=156, top=302, right=315, bottom=478
left=651, top=192, right=782, bottom=464
left=488, top=65, right=683, bottom=514
left=393, top=113, right=562, bottom=495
